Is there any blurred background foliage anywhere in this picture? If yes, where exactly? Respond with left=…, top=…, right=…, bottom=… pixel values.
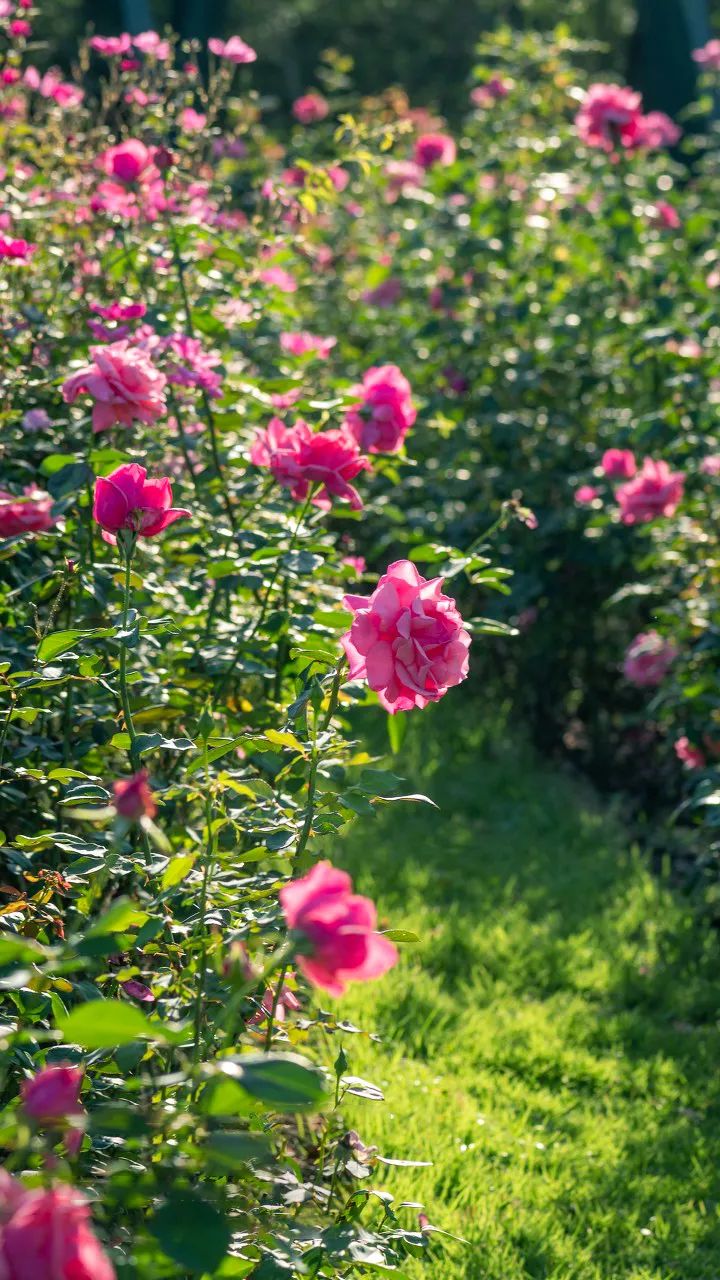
left=36, top=1, right=720, bottom=118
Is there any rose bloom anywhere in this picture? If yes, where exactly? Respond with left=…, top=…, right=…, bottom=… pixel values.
left=292, top=91, right=329, bottom=123
left=0, top=1177, right=116, bottom=1280
left=413, top=132, right=457, bottom=170
left=345, top=364, right=416, bottom=454
left=21, top=1063, right=84, bottom=1154
left=623, top=631, right=676, bottom=687
left=675, top=736, right=706, bottom=769
left=384, top=159, right=425, bottom=201
left=636, top=111, right=681, bottom=149
left=93, top=463, right=190, bottom=539
left=575, top=484, right=600, bottom=506
left=99, top=139, right=156, bottom=185
left=0, top=235, right=35, bottom=260
left=250, top=418, right=370, bottom=511
left=575, top=83, right=643, bottom=151
left=342, top=559, right=471, bottom=713
left=700, top=454, right=720, bottom=476
left=113, top=769, right=157, bottom=820
left=62, top=340, right=167, bottom=432
left=249, top=972, right=301, bottom=1025
left=181, top=107, right=206, bottom=132
left=0, top=486, right=55, bottom=537
left=279, top=862, right=397, bottom=996
left=616, top=458, right=684, bottom=524
left=694, top=39, right=720, bottom=69
left=601, top=448, right=636, bottom=479
left=208, top=35, right=257, bottom=63
left=280, top=331, right=336, bottom=359
left=132, top=30, right=171, bottom=58
left=652, top=201, right=681, bottom=229
left=90, top=33, right=131, bottom=56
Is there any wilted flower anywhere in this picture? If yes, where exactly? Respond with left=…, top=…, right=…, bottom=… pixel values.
left=280, top=862, right=397, bottom=996
left=342, top=559, right=471, bottom=713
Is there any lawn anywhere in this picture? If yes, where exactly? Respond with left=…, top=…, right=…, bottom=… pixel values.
left=334, top=706, right=720, bottom=1279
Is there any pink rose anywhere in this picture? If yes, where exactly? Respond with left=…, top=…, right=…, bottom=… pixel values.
left=0, top=487, right=55, bottom=537
left=0, top=236, right=35, bottom=260
left=93, top=463, right=191, bottom=539
left=384, top=159, right=425, bottom=201
left=0, top=1182, right=115, bottom=1280
left=260, top=266, right=297, bottom=293
left=280, top=331, right=336, bottom=359
left=636, top=111, right=681, bottom=149
left=249, top=972, right=301, bottom=1025
left=132, top=30, right=171, bottom=59
left=181, top=107, right=206, bottom=133
left=575, top=83, right=643, bottom=150
left=21, top=1064, right=84, bottom=1155
left=279, top=862, right=397, bottom=996
left=700, top=454, right=720, bottom=476
left=99, top=139, right=156, bottom=185
left=693, top=39, right=720, bottom=69
left=674, top=736, right=706, bottom=769
left=616, top=458, right=684, bottom=524
left=250, top=418, right=370, bottom=511
left=113, top=769, right=157, bottom=820
left=345, top=364, right=416, bottom=454
left=62, top=340, right=167, bottom=432
left=623, top=631, right=676, bottom=687
left=89, top=34, right=131, bottom=56
left=342, top=559, right=471, bottom=713
left=601, top=448, right=636, bottom=478
left=652, top=201, right=681, bottom=230
left=575, top=484, right=600, bottom=506
left=342, top=555, right=366, bottom=577
left=413, top=132, right=457, bottom=170
left=208, top=35, right=257, bottom=64
left=292, top=92, right=329, bottom=124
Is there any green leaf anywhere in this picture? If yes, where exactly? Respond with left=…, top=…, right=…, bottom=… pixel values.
left=58, top=999, right=168, bottom=1047
left=150, top=1191, right=231, bottom=1274
left=37, top=630, right=90, bottom=663
left=161, top=852, right=196, bottom=889
left=204, top=1130, right=271, bottom=1169
left=219, top=1052, right=328, bottom=1111
left=382, top=929, right=421, bottom=944
left=86, top=899, right=149, bottom=937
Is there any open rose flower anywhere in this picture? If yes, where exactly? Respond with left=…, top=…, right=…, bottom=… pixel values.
left=208, top=35, right=257, bottom=63
left=280, top=331, right=336, bottom=359
left=62, top=340, right=167, bottom=432
left=602, top=448, right=636, bottom=478
left=21, top=1064, right=84, bottom=1155
left=575, top=83, right=643, bottom=150
left=623, top=631, right=676, bottom=687
left=0, top=1179, right=116, bottom=1280
left=113, top=769, right=157, bottom=820
left=93, top=463, right=190, bottom=540
left=345, top=364, right=416, bottom=454
left=279, top=862, right=397, bottom=996
left=616, top=458, right=684, bottom=524
left=694, top=39, right=720, bottom=69
left=250, top=418, right=370, bottom=510
left=342, top=559, right=471, bottom=713
left=0, top=487, right=55, bottom=537
left=292, top=91, right=329, bottom=124
left=575, top=484, right=600, bottom=506
left=413, top=132, right=456, bottom=169
left=99, top=139, right=157, bottom=185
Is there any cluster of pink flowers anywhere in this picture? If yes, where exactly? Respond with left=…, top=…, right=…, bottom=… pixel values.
left=89, top=30, right=170, bottom=60
left=615, top=458, right=684, bottom=524
left=575, top=83, right=680, bottom=152
left=623, top=631, right=676, bottom=687
left=0, top=486, right=55, bottom=537
left=0, top=1171, right=115, bottom=1279
left=62, top=340, right=167, bottom=432
left=280, top=862, right=398, bottom=996
left=345, top=364, right=416, bottom=454
left=24, top=65, right=84, bottom=108
left=250, top=418, right=370, bottom=511
left=342, top=559, right=471, bottom=713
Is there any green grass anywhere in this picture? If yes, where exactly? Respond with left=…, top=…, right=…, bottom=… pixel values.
left=332, top=705, right=720, bottom=1279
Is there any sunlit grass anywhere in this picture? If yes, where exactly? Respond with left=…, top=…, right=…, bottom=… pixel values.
left=332, top=704, right=720, bottom=1279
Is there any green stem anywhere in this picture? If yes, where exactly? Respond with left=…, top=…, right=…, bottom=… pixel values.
left=117, top=542, right=152, bottom=868
left=193, top=756, right=217, bottom=1066
left=263, top=961, right=289, bottom=1052
left=296, top=706, right=319, bottom=871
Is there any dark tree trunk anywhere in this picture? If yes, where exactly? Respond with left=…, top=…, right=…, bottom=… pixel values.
left=629, top=0, right=709, bottom=120
left=173, top=0, right=229, bottom=40
left=121, top=0, right=154, bottom=32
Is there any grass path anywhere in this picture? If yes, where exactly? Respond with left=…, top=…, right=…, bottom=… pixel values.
left=333, top=708, right=720, bottom=1279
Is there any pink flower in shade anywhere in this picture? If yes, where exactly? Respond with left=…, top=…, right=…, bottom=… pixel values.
left=342, top=559, right=471, bottom=713
left=471, top=77, right=510, bottom=106
left=342, top=555, right=366, bottom=577
left=250, top=418, right=370, bottom=511
left=292, top=91, right=329, bottom=124
left=248, top=972, right=301, bottom=1025
left=616, top=457, right=684, bottom=524
left=208, top=35, right=257, bottom=63
left=89, top=33, right=132, bottom=56
left=693, top=39, right=720, bottom=69
left=99, top=139, right=156, bottom=185
left=9, top=19, right=31, bottom=37
left=384, top=159, right=425, bottom=201
left=280, top=331, right=336, bottom=359
left=345, top=364, right=416, bottom=455
left=575, top=83, right=644, bottom=150
left=21, top=1064, right=84, bottom=1155
left=260, top=266, right=297, bottom=293
left=413, top=132, right=457, bottom=170
left=93, top=463, right=190, bottom=540
left=575, top=484, right=600, bottom=506
left=0, top=1182, right=116, bottom=1280
left=113, top=769, right=157, bottom=820
left=62, top=340, right=167, bottom=433
left=279, top=862, right=397, bottom=997
left=652, top=201, right=681, bottom=229
left=700, top=454, right=720, bottom=476
left=623, top=631, right=676, bottom=687
left=362, top=277, right=403, bottom=308
left=0, top=487, right=55, bottom=538
left=601, top=448, right=636, bottom=479
left=0, top=236, right=35, bottom=260
left=132, top=30, right=171, bottom=59
left=675, top=736, right=706, bottom=769
left=181, top=107, right=207, bottom=132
